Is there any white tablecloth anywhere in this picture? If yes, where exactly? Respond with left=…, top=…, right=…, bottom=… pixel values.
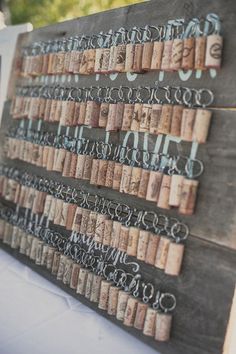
left=0, top=249, right=157, bottom=354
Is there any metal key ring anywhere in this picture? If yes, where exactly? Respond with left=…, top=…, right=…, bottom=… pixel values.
left=171, top=222, right=189, bottom=242
left=196, top=88, right=214, bottom=107
left=159, top=293, right=177, bottom=313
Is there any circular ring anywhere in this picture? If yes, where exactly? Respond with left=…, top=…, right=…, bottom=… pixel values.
left=159, top=293, right=176, bottom=313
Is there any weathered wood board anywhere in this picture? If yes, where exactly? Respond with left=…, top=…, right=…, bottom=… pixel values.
left=1, top=1, right=236, bottom=353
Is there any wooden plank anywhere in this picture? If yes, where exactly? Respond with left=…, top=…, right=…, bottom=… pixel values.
left=6, top=0, right=236, bottom=108
left=1, top=101, right=236, bottom=249
left=0, top=227, right=235, bottom=354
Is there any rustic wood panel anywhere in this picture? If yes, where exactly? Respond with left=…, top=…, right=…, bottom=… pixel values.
left=1, top=229, right=236, bottom=354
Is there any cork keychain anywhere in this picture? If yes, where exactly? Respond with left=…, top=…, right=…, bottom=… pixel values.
left=205, top=13, right=223, bottom=69
left=170, top=20, right=184, bottom=71
left=164, top=221, right=189, bottom=276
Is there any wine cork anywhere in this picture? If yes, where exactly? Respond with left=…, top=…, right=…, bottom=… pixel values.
left=97, top=159, right=108, bottom=186
left=94, top=214, right=108, bottom=243
left=205, top=34, right=223, bottom=69
left=129, top=167, right=142, bottom=196
left=72, top=50, right=82, bottom=73
left=145, top=233, right=160, bottom=265
left=127, top=227, right=139, bottom=257
left=46, top=247, right=56, bottom=270
left=98, top=280, right=111, bottom=310
left=69, top=153, right=78, bottom=178
left=18, top=185, right=26, bottom=207
left=11, top=227, right=21, bottom=249
left=35, top=241, right=44, bottom=265
left=39, top=97, right=46, bottom=120
left=103, top=219, right=113, bottom=246
left=115, top=44, right=126, bottom=72
left=140, top=104, right=152, bottom=132
left=150, top=104, right=162, bottom=134
left=120, top=164, right=132, bottom=194
left=124, top=296, right=138, bottom=326
left=51, top=251, right=61, bottom=275
left=73, top=102, right=81, bottom=125
left=53, top=199, right=64, bottom=225
left=84, top=101, right=100, bottom=127
left=64, top=51, right=72, bottom=73
left=44, top=99, right=52, bottom=122
left=157, top=174, right=171, bottom=209
left=158, top=104, right=173, bottom=135
left=77, top=101, right=86, bottom=125
left=83, top=155, right=93, bottom=180
left=46, top=146, right=55, bottom=171
left=116, top=103, right=126, bottom=130
left=105, top=160, right=115, bottom=188
left=112, top=162, right=123, bottom=190
left=107, top=286, right=119, bottom=316
left=134, top=302, right=148, bottom=330
left=110, top=221, right=121, bottom=248
left=48, top=197, right=57, bottom=221
left=25, top=187, right=36, bottom=209
left=3, top=223, right=13, bottom=245
left=80, top=209, right=91, bottom=235
left=60, top=101, right=75, bottom=126
left=106, top=103, right=117, bottom=131
left=118, top=225, right=129, bottom=252
left=41, top=244, right=49, bottom=266
left=179, top=179, right=199, bottom=215
left=116, top=291, right=129, bottom=321
left=57, top=255, right=68, bottom=280
left=161, top=40, right=173, bottom=71
left=143, top=308, right=157, bottom=337
left=72, top=206, right=83, bottom=233
left=130, top=103, right=142, bottom=131
left=133, top=43, right=143, bottom=72
left=169, top=174, right=184, bottom=207
left=76, top=268, right=89, bottom=295
left=182, top=37, right=195, bottom=70
left=36, top=145, right=44, bottom=167
left=60, top=202, right=69, bottom=227
left=121, top=104, right=134, bottom=131
left=165, top=242, right=185, bottom=276
left=28, top=97, right=40, bottom=119
left=170, top=105, right=183, bottom=137
left=62, top=259, right=73, bottom=285
left=87, top=48, right=96, bottom=74
left=181, top=108, right=196, bottom=142
left=94, top=48, right=103, bottom=73
left=49, top=99, right=58, bottom=122
left=85, top=272, right=94, bottom=299
left=195, top=36, right=206, bottom=70
left=155, top=237, right=171, bottom=269
left=62, top=151, right=72, bottom=177
left=100, top=48, right=110, bottom=73
left=90, top=274, right=102, bottom=302
left=70, top=263, right=81, bottom=289
left=99, top=102, right=109, bottom=128
left=137, top=169, right=150, bottom=199
left=192, top=109, right=212, bottom=143
left=170, top=38, right=183, bottom=71
left=53, top=149, right=66, bottom=173
left=42, top=146, right=49, bottom=168
left=141, top=42, right=153, bottom=71
left=155, top=313, right=172, bottom=342
left=79, top=50, right=88, bottom=75
left=19, top=232, right=28, bottom=255
left=75, top=154, right=86, bottom=179
left=146, top=171, right=163, bottom=202
left=137, top=230, right=150, bottom=261
left=125, top=43, right=135, bottom=72
left=0, top=219, right=5, bottom=240
left=90, top=159, right=99, bottom=185
left=108, top=45, right=118, bottom=72
left=86, top=211, right=98, bottom=237
left=34, top=191, right=47, bottom=214
left=42, top=54, right=49, bottom=75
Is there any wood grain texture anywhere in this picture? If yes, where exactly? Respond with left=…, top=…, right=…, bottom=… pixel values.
left=0, top=232, right=236, bottom=354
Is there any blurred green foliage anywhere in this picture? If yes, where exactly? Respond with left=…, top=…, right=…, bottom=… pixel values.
left=8, top=0, right=143, bottom=28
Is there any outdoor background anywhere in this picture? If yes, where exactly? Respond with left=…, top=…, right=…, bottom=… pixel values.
left=0, top=0, right=143, bottom=28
